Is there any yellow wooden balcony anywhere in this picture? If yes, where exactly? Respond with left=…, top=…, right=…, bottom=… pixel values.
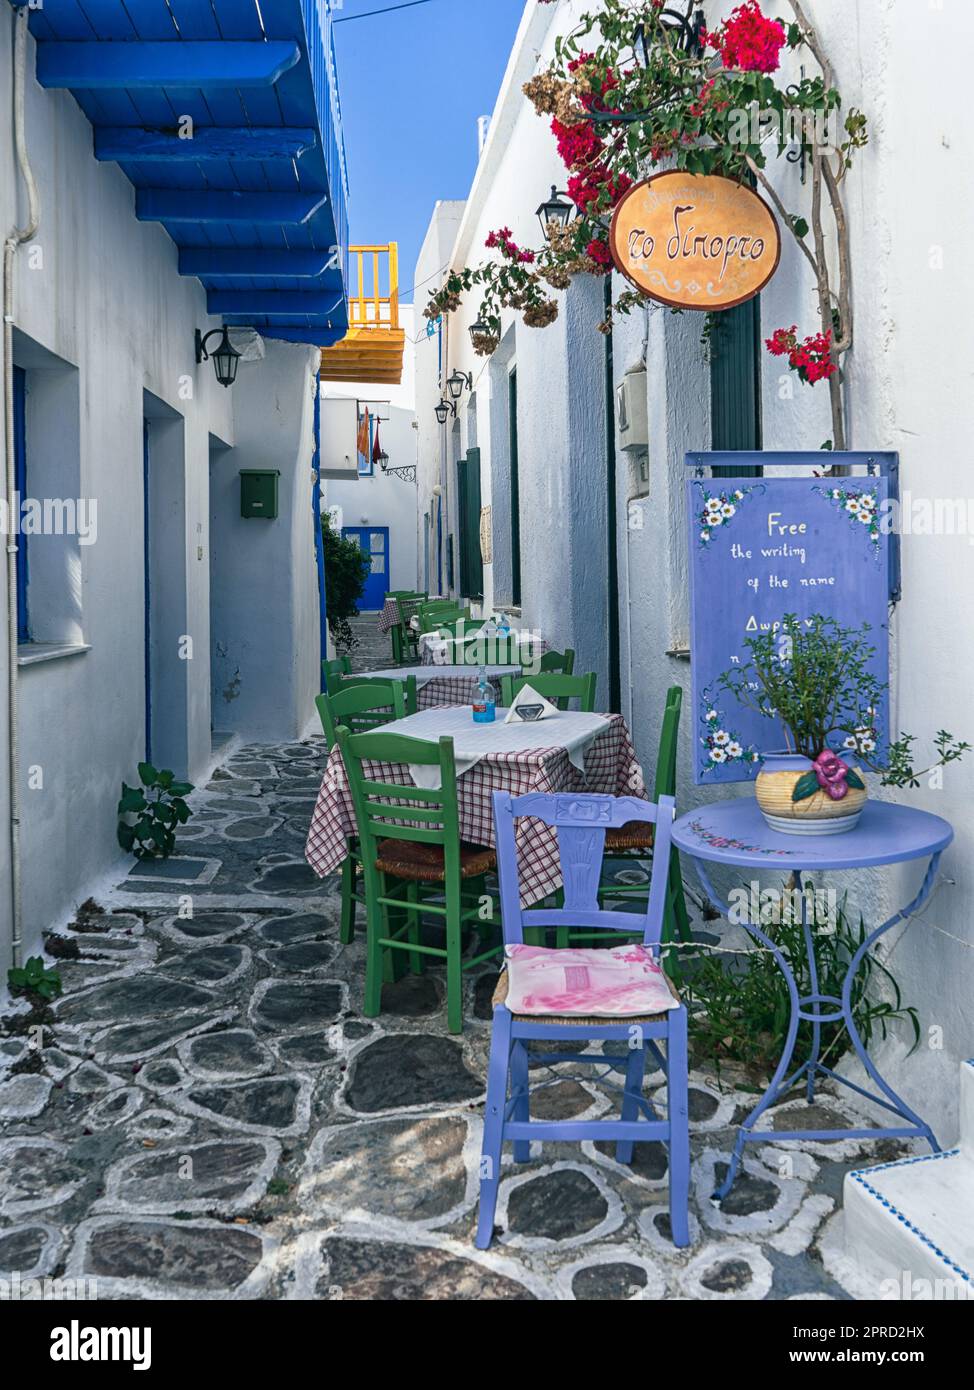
left=320, top=243, right=406, bottom=385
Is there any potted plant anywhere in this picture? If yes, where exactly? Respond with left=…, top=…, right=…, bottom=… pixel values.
left=715, top=614, right=968, bottom=833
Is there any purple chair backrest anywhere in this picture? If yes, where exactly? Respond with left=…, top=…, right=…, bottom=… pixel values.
left=491, top=791, right=676, bottom=953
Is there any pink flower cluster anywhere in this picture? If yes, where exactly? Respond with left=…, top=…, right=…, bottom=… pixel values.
left=485, top=227, right=535, bottom=263
left=705, top=1, right=786, bottom=73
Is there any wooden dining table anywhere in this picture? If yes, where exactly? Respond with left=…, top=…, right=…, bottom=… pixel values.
left=305, top=705, right=647, bottom=906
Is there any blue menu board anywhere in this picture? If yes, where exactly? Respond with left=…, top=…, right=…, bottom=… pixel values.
left=686, top=473, right=890, bottom=785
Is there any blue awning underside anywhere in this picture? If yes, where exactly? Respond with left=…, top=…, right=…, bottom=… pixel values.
left=25, top=0, right=350, bottom=347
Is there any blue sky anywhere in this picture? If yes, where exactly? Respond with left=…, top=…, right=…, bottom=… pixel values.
left=332, top=0, right=528, bottom=301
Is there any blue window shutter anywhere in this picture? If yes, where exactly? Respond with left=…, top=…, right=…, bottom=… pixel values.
left=13, top=366, right=28, bottom=643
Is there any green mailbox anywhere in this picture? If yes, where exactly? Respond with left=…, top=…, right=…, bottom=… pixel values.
left=240, top=469, right=280, bottom=520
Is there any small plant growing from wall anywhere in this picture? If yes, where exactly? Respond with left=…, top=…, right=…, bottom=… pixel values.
left=117, top=764, right=194, bottom=861
left=322, top=514, right=371, bottom=654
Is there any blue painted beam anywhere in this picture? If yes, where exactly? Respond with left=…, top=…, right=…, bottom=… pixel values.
left=180, top=248, right=337, bottom=277
left=36, top=41, right=301, bottom=89
left=206, top=290, right=346, bottom=316
left=94, top=126, right=317, bottom=162
left=136, top=189, right=328, bottom=224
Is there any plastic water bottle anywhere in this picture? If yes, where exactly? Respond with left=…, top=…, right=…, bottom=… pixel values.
left=497, top=613, right=511, bottom=636
left=472, top=665, right=495, bottom=724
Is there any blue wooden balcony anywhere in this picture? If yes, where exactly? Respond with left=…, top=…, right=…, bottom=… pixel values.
left=25, top=0, right=350, bottom=346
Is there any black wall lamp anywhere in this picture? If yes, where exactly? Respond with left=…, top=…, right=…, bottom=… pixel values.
left=635, top=3, right=706, bottom=65
left=536, top=186, right=577, bottom=240
left=468, top=317, right=489, bottom=347
left=434, top=398, right=457, bottom=425
left=446, top=369, right=472, bottom=401
left=195, top=326, right=242, bottom=388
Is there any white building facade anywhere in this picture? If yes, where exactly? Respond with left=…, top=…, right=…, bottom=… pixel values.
left=0, top=5, right=350, bottom=977
left=414, top=0, right=974, bottom=1145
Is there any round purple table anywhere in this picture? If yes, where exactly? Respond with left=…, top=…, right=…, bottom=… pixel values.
left=671, top=799, right=953, bottom=1199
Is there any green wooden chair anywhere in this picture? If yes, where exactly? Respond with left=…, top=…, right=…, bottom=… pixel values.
left=325, top=672, right=419, bottom=715
left=315, top=682, right=409, bottom=949
left=336, top=726, right=502, bottom=1033
left=384, top=591, right=425, bottom=664
left=419, top=605, right=470, bottom=635
left=395, top=595, right=426, bottom=662
left=499, top=671, right=597, bottom=712
left=533, top=647, right=575, bottom=676
left=322, top=655, right=352, bottom=684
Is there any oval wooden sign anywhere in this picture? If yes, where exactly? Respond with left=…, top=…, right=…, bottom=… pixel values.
left=609, top=171, right=781, bottom=311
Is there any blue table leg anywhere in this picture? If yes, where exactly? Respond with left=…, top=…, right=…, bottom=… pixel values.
left=692, top=856, right=942, bottom=1202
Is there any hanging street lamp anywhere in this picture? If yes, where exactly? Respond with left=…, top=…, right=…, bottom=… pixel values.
left=536, top=186, right=576, bottom=241
left=195, top=325, right=242, bottom=389
left=446, top=369, right=473, bottom=401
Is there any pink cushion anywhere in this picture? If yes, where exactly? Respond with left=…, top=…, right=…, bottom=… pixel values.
left=503, top=943, right=678, bottom=1017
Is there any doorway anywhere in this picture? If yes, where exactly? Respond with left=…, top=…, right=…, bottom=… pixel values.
left=343, top=525, right=390, bottom=610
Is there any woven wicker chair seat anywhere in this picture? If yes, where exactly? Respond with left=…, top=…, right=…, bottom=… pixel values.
left=375, top=839, right=496, bottom=882
left=604, top=821, right=655, bottom=851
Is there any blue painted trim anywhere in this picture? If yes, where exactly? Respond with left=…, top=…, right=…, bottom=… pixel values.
left=178, top=248, right=333, bottom=278
left=94, top=126, right=318, bottom=163
left=312, top=373, right=328, bottom=692
left=206, top=289, right=343, bottom=317
left=849, top=1149, right=971, bottom=1285
left=12, top=366, right=28, bottom=645
left=136, top=189, right=329, bottom=225
left=36, top=41, right=301, bottom=89
left=142, top=420, right=152, bottom=763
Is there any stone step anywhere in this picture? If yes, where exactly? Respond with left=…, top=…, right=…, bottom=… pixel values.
left=961, top=1058, right=974, bottom=1157
left=843, top=1146, right=974, bottom=1300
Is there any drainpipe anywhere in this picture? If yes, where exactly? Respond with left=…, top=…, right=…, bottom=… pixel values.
left=4, top=5, right=40, bottom=968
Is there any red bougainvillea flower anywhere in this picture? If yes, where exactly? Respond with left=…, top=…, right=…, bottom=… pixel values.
left=705, top=1, right=786, bottom=74
left=485, top=228, right=534, bottom=263
left=765, top=325, right=836, bottom=384
left=813, top=749, right=850, bottom=800
left=586, top=238, right=613, bottom=273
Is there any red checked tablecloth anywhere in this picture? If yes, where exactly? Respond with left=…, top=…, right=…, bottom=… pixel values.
left=347, top=664, right=520, bottom=711
left=377, top=598, right=401, bottom=633
left=305, top=711, right=646, bottom=906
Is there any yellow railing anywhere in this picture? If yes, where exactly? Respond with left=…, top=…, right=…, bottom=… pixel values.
left=348, top=243, right=400, bottom=333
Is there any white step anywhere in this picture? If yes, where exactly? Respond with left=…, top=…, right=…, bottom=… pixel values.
left=961, top=1058, right=974, bottom=1156
left=843, top=1146, right=974, bottom=1299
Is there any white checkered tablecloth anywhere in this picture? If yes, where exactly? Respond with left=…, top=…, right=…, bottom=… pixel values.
left=377, top=598, right=401, bottom=634
left=420, top=633, right=551, bottom=667
left=305, top=712, right=646, bottom=907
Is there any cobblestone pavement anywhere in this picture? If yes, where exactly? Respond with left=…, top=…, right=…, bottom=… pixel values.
left=0, top=618, right=902, bottom=1300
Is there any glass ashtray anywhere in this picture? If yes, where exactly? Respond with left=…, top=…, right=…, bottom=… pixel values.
left=516, top=704, right=545, bottom=722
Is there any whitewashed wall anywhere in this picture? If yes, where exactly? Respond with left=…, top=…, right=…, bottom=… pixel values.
left=416, top=0, right=974, bottom=1140
left=0, top=23, right=321, bottom=974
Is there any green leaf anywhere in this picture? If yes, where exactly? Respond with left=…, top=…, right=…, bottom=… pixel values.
left=792, top=216, right=809, bottom=239
left=117, top=823, right=136, bottom=851
left=157, top=769, right=174, bottom=789
left=791, top=771, right=821, bottom=802
left=137, top=761, right=159, bottom=787
left=118, top=786, right=147, bottom=815
left=169, top=782, right=194, bottom=797
left=7, top=968, right=27, bottom=989
left=845, top=768, right=866, bottom=791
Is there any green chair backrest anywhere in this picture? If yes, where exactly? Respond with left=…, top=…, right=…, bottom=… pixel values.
left=337, top=727, right=464, bottom=891
left=396, top=595, right=426, bottom=631
left=420, top=606, right=470, bottom=635
left=322, top=655, right=352, bottom=682
left=534, top=647, right=576, bottom=676
left=325, top=672, right=418, bottom=716
left=500, top=671, right=597, bottom=712
left=315, top=681, right=407, bottom=750
left=653, top=685, right=683, bottom=802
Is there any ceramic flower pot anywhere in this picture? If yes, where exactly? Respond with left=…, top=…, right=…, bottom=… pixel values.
left=754, top=751, right=867, bottom=835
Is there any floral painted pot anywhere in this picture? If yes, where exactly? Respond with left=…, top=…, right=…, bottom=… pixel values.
left=754, top=751, right=867, bottom=835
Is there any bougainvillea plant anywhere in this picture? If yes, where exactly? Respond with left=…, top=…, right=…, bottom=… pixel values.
left=426, top=0, right=867, bottom=447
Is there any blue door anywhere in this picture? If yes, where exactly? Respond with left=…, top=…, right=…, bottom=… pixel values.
left=343, top=526, right=389, bottom=611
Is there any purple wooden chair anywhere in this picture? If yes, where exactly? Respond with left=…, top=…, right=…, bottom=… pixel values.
left=476, top=790, right=690, bottom=1250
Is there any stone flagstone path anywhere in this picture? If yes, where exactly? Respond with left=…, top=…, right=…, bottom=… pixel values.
left=0, top=621, right=908, bottom=1300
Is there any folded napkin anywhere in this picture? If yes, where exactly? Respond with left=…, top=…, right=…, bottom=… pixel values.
left=504, top=683, right=559, bottom=724
left=503, top=943, right=678, bottom=1017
